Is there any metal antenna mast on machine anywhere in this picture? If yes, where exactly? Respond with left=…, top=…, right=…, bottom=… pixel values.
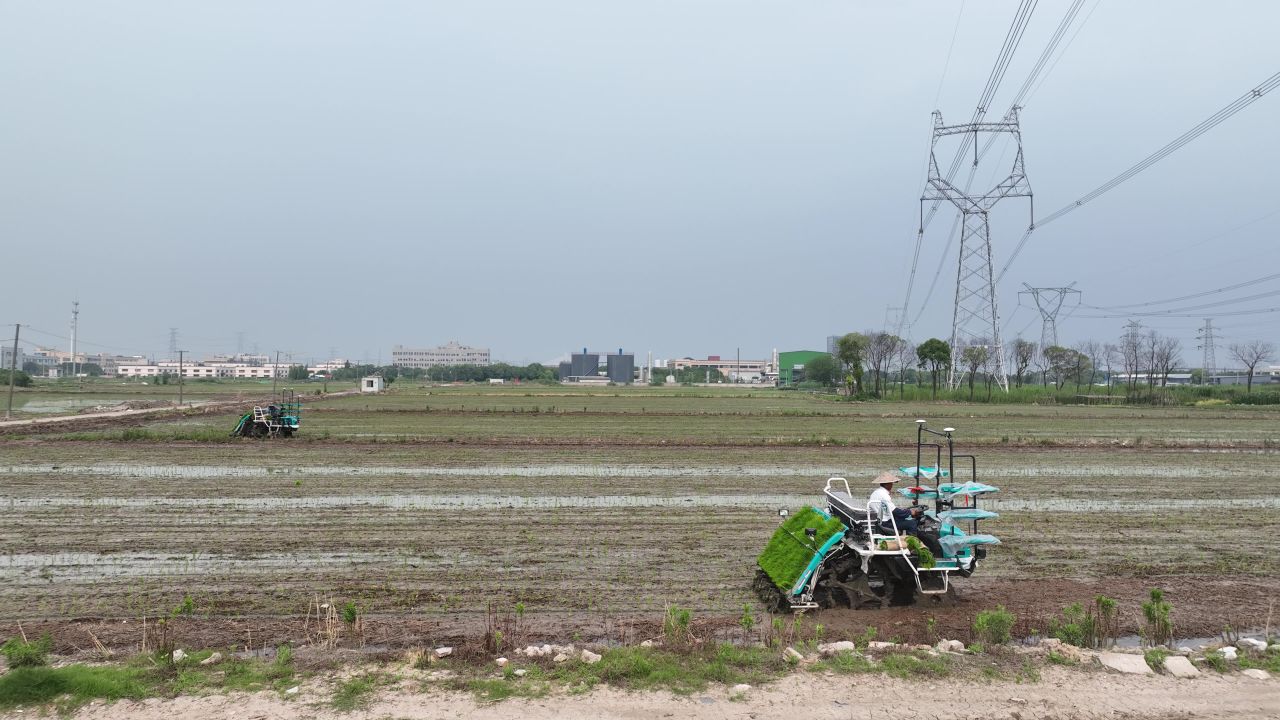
left=921, top=108, right=1033, bottom=391
left=1197, top=319, right=1217, bottom=385
left=1019, top=283, right=1080, bottom=351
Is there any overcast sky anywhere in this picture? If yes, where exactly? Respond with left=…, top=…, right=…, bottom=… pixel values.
left=2, top=1, right=1277, bottom=365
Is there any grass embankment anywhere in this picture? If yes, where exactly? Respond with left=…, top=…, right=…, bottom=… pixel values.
left=0, top=648, right=295, bottom=713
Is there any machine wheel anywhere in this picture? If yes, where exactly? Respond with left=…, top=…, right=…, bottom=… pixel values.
left=813, top=553, right=883, bottom=609
left=280, top=427, right=294, bottom=438
left=752, top=569, right=789, bottom=612
left=251, top=423, right=269, bottom=439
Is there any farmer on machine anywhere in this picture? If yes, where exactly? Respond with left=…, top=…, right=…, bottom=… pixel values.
left=868, top=471, right=923, bottom=536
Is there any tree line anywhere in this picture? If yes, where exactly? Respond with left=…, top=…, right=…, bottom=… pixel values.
left=798, top=329, right=1277, bottom=399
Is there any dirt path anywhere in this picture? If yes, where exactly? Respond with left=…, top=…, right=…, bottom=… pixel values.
left=33, top=667, right=1280, bottom=720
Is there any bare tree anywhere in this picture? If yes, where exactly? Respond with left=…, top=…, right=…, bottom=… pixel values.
left=1229, top=340, right=1276, bottom=393
left=1077, top=340, right=1102, bottom=387
left=863, top=332, right=905, bottom=397
left=1120, top=327, right=1143, bottom=394
left=895, top=340, right=915, bottom=398
left=961, top=341, right=990, bottom=401
left=1008, top=338, right=1036, bottom=388
left=1102, top=343, right=1119, bottom=389
left=1152, top=336, right=1182, bottom=387
left=1033, top=343, right=1054, bottom=387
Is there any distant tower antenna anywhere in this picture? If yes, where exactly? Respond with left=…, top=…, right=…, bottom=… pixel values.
left=921, top=108, right=1033, bottom=391
left=236, top=331, right=246, bottom=356
left=1019, top=283, right=1081, bottom=351
left=169, top=328, right=179, bottom=361
left=1197, top=318, right=1217, bottom=385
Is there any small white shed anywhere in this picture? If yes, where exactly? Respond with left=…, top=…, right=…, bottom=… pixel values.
left=361, top=375, right=385, bottom=393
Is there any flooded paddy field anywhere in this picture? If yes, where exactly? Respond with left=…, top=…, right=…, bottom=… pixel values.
left=2, top=386, right=1279, bottom=651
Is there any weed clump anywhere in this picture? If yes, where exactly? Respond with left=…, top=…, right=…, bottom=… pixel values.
left=973, top=606, right=1016, bottom=645
left=1, top=635, right=53, bottom=669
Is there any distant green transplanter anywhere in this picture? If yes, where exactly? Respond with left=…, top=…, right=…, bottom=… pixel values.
left=757, top=507, right=846, bottom=594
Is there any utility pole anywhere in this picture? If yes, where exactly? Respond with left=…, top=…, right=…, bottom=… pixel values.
left=1019, top=283, right=1081, bottom=351
left=70, top=301, right=79, bottom=378
left=6, top=324, right=19, bottom=419
left=920, top=108, right=1033, bottom=391
left=1197, top=319, right=1217, bottom=386
left=272, top=350, right=281, bottom=401
left=177, top=350, right=185, bottom=406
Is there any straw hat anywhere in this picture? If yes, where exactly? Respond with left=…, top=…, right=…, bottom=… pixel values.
left=873, top=471, right=900, bottom=486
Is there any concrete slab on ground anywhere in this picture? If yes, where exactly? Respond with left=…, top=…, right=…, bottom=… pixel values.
left=1098, top=652, right=1153, bottom=675
left=1163, top=655, right=1200, bottom=678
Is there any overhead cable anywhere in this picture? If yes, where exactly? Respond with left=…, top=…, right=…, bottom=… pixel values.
left=997, top=70, right=1280, bottom=282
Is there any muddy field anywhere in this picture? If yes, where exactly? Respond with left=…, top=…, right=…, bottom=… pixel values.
left=2, top=385, right=1278, bottom=653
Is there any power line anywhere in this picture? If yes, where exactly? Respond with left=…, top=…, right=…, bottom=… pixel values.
left=1075, top=306, right=1280, bottom=319
left=998, top=70, right=1280, bottom=281
left=1086, top=270, right=1280, bottom=311
left=933, top=0, right=967, bottom=108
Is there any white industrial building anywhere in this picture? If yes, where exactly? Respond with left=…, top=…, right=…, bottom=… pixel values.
left=392, top=341, right=490, bottom=368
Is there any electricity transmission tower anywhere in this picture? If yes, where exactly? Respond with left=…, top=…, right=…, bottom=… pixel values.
left=1019, top=283, right=1080, bottom=351
left=921, top=108, right=1033, bottom=391
left=168, top=328, right=179, bottom=361
left=1197, top=319, right=1217, bottom=385
left=69, top=300, right=80, bottom=376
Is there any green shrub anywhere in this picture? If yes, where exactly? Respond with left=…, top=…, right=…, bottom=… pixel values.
left=1, top=635, right=53, bottom=668
left=973, top=606, right=1016, bottom=645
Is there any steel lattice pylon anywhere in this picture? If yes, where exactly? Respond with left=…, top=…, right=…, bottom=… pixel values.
left=1019, top=283, right=1081, bottom=352
left=921, top=108, right=1033, bottom=391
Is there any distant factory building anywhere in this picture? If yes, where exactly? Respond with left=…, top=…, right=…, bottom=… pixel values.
left=777, top=350, right=830, bottom=387
left=391, top=341, right=490, bottom=369
left=559, top=348, right=635, bottom=384
left=667, top=355, right=770, bottom=383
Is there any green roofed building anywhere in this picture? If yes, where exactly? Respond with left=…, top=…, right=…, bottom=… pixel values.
left=777, top=350, right=829, bottom=387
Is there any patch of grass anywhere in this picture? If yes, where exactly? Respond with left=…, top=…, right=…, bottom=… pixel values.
left=1202, top=652, right=1229, bottom=672
left=0, top=665, right=149, bottom=711
left=532, top=644, right=787, bottom=697
left=1046, top=650, right=1077, bottom=666
left=1144, top=648, right=1169, bottom=673
left=973, top=606, right=1016, bottom=645
left=1240, top=649, right=1280, bottom=673
left=879, top=651, right=951, bottom=680
left=1, top=634, right=53, bottom=668
left=815, top=650, right=876, bottom=674
left=332, top=672, right=394, bottom=712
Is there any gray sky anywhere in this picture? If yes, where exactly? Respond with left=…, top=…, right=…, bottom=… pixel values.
left=2, top=1, right=1277, bottom=365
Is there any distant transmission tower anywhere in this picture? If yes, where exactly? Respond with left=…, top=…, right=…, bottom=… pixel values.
left=1019, top=283, right=1080, bottom=351
left=1197, top=318, right=1217, bottom=385
left=168, top=328, right=178, bottom=361
left=69, top=300, right=80, bottom=376
left=884, top=306, right=906, bottom=335
left=921, top=108, right=1033, bottom=391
